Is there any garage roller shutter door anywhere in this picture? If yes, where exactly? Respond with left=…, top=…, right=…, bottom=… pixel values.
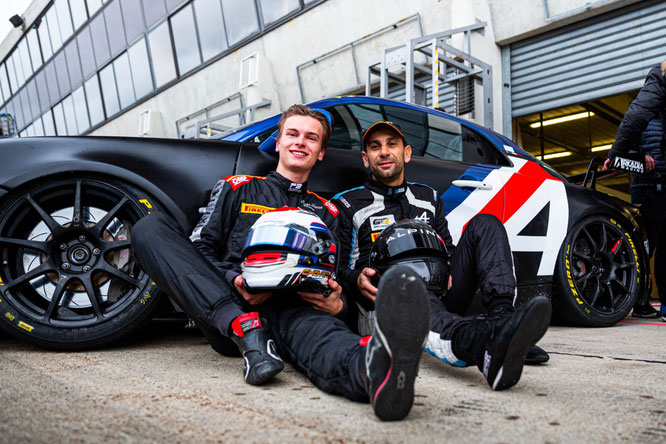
left=510, top=0, right=666, bottom=117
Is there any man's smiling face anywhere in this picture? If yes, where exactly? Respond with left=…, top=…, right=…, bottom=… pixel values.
left=276, top=115, right=326, bottom=177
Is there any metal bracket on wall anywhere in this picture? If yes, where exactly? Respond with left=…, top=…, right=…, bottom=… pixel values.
left=175, top=93, right=271, bottom=139
left=365, top=19, right=494, bottom=129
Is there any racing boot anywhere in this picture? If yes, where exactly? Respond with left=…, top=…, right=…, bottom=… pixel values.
left=631, top=302, right=659, bottom=318
left=452, top=296, right=551, bottom=391
left=362, top=265, right=430, bottom=421
left=230, top=312, right=284, bottom=385
left=525, top=344, right=549, bottom=365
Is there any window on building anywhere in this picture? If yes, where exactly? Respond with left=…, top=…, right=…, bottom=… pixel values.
left=27, top=29, right=43, bottom=73
left=38, top=18, right=54, bottom=61
left=90, top=12, right=111, bottom=68
left=171, top=4, right=201, bottom=75
left=105, top=0, right=127, bottom=56
left=53, top=102, right=68, bottom=135
left=44, top=60, right=61, bottom=105
left=33, top=117, right=45, bottom=136
left=65, top=40, right=83, bottom=88
left=99, top=63, right=120, bottom=116
left=148, top=21, right=176, bottom=88
left=47, top=7, right=64, bottom=53
left=166, top=0, right=186, bottom=12
left=54, top=51, right=71, bottom=101
left=85, top=76, right=104, bottom=126
left=12, top=51, right=26, bottom=87
left=0, top=65, right=11, bottom=101
left=5, top=57, right=19, bottom=92
left=127, top=38, right=153, bottom=99
left=259, top=0, right=299, bottom=26
left=86, top=0, right=103, bottom=15
left=72, top=85, right=90, bottom=132
left=194, top=0, right=227, bottom=61
left=35, top=70, right=51, bottom=112
left=62, top=94, right=79, bottom=134
left=120, top=0, right=145, bottom=43
left=18, top=89, right=31, bottom=129
left=142, top=0, right=167, bottom=28
left=42, top=110, right=57, bottom=136
left=70, top=0, right=89, bottom=30
left=55, top=0, right=75, bottom=43
left=27, top=80, right=41, bottom=123
left=113, top=52, right=135, bottom=109
left=221, top=0, right=259, bottom=46
left=77, top=26, right=96, bottom=77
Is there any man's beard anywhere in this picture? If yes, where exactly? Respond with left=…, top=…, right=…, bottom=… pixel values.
left=371, top=158, right=404, bottom=183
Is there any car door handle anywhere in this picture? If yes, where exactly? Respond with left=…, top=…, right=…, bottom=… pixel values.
left=452, top=180, right=493, bottom=190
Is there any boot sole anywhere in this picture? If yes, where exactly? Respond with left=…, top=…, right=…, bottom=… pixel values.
left=372, top=265, right=430, bottom=421
left=491, top=297, right=551, bottom=391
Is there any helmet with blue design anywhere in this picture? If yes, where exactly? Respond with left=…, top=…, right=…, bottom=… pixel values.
left=241, top=208, right=337, bottom=295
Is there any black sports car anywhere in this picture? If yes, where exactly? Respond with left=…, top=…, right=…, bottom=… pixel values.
left=0, top=96, right=648, bottom=350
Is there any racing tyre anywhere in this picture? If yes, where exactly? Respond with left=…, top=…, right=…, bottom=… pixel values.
left=0, top=176, right=164, bottom=349
left=553, top=215, right=640, bottom=327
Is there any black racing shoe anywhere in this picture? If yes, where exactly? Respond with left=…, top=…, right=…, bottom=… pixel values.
left=231, top=313, right=283, bottom=386
left=525, top=344, right=549, bottom=365
left=364, top=265, right=430, bottom=421
left=631, top=303, right=659, bottom=318
left=454, top=296, right=551, bottom=391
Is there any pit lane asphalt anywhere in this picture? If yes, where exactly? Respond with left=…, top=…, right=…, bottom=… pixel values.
left=1, top=313, right=665, bottom=443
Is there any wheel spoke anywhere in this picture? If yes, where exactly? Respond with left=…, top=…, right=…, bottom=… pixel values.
left=3, top=262, right=56, bottom=290
left=25, top=194, right=62, bottom=234
left=0, top=237, right=48, bottom=252
left=616, top=261, right=635, bottom=270
left=599, top=223, right=607, bottom=251
left=96, top=261, right=140, bottom=287
left=72, top=180, right=84, bottom=227
left=582, top=227, right=597, bottom=252
left=573, top=251, right=593, bottom=263
left=80, top=276, right=104, bottom=319
left=43, top=275, right=72, bottom=321
left=100, top=238, right=131, bottom=254
left=611, top=278, right=628, bottom=294
left=588, top=278, right=602, bottom=306
left=92, top=197, right=129, bottom=236
left=575, top=270, right=594, bottom=285
left=606, top=281, right=618, bottom=307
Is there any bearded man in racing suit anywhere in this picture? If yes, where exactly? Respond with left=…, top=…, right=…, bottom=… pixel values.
left=332, top=121, right=551, bottom=391
left=131, top=105, right=432, bottom=421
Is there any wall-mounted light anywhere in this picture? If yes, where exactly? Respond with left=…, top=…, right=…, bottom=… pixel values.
left=591, top=143, right=612, bottom=152
left=530, top=112, right=594, bottom=128
left=9, top=15, right=24, bottom=28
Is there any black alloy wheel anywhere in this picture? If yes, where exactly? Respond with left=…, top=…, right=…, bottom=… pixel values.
left=0, top=176, right=162, bottom=349
left=554, top=215, right=641, bottom=327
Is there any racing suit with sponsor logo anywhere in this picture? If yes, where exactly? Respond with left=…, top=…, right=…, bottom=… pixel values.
left=131, top=171, right=367, bottom=400
left=332, top=177, right=516, bottom=365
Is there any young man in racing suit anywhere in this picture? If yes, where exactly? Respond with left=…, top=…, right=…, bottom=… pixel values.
left=131, top=105, right=431, bottom=421
left=332, top=121, right=551, bottom=390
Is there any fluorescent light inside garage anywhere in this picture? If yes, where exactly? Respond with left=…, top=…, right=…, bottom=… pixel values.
left=530, top=112, right=594, bottom=128
left=591, top=144, right=613, bottom=152
left=536, top=151, right=572, bottom=160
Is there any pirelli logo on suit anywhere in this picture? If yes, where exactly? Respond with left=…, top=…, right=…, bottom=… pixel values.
left=241, top=203, right=275, bottom=214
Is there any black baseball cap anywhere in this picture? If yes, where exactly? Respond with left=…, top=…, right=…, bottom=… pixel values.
left=361, top=121, right=407, bottom=148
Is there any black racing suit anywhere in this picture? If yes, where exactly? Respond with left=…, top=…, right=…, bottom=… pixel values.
left=332, top=177, right=516, bottom=366
left=131, top=171, right=367, bottom=401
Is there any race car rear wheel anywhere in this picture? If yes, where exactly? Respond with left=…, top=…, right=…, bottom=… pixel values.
left=0, top=175, right=163, bottom=349
left=553, top=215, right=640, bottom=327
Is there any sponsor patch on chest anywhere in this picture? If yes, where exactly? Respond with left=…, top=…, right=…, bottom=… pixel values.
left=370, top=215, right=396, bottom=231
left=241, top=203, right=275, bottom=214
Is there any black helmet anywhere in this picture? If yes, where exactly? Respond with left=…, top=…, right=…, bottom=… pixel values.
left=369, top=219, right=449, bottom=293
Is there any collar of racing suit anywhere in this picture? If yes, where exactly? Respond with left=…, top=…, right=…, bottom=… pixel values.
left=364, top=175, right=408, bottom=197
left=267, top=171, right=308, bottom=194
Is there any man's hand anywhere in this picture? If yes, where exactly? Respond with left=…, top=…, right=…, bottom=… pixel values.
left=234, top=275, right=272, bottom=305
left=357, top=267, right=379, bottom=303
left=646, top=154, right=656, bottom=170
left=298, top=279, right=344, bottom=316
left=603, top=158, right=612, bottom=171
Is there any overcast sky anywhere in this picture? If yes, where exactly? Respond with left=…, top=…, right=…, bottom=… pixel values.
left=0, top=0, right=34, bottom=43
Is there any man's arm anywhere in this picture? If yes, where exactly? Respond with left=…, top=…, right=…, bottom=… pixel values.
left=330, top=196, right=363, bottom=295
left=609, top=64, right=666, bottom=159
left=433, top=195, right=455, bottom=255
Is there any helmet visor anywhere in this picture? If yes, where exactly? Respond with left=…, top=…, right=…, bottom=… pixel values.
left=389, top=258, right=450, bottom=294
left=244, top=224, right=325, bottom=255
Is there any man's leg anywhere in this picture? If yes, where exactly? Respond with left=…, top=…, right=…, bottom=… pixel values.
left=631, top=188, right=661, bottom=317
left=263, top=265, right=430, bottom=421
left=131, top=213, right=283, bottom=384
left=444, top=214, right=516, bottom=315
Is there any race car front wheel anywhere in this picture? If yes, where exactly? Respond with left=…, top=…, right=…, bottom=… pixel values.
left=0, top=175, right=163, bottom=349
left=553, top=215, right=640, bottom=327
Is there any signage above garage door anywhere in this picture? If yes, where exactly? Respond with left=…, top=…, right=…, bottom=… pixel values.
left=510, top=0, right=666, bottom=117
